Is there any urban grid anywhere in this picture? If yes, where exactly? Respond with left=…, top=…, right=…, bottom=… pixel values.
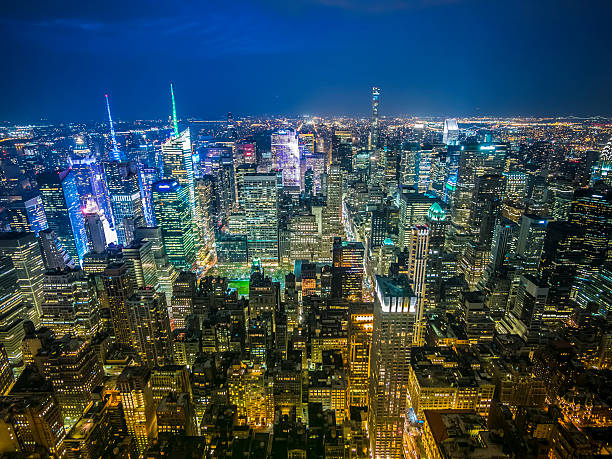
left=1, top=3, right=612, bottom=458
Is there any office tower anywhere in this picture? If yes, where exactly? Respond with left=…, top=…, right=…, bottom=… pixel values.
left=271, top=129, right=300, bottom=188
left=105, top=93, right=122, bottom=161
left=288, top=213, right=320, bottom=265
left=40, top=267, right=100, bottom=339
left=504, top=171, right=528, bottom=202
left=82, top=200, right=110, bottom=254
left=487, top=218, right=519, bottom=276
left=304, top=168, right=314, bottom=196
left=156, top=392, right=196, bottom=436
left=443, top=118, right=459, bottom=145
left=397, top=188, right=437, bottom=248
left=170, top=271, right=195, bottom=330
left=139, top=165, right=158, bottom=226
left=36, top=337, right=104, bottom=429
left=516, top=214, right=549, bottom=274
left=0, top=256, right=27, bottom=366
left=424, top=202, right=447, bottom=305
left=568, top=186, right=612, bottom=270
left=590, top=137, right=612, bottom=186
left=152, top=179, right=196, bottom=270
left=122, top=240, right=157, bottom=289
left=458, top=291, right=495, bottom=342
left=416, top=145, right=433, bottom=193
left=195, top=177, right=216, bottom=261
left=235, top=163, right=258, bottom=209
left=331, top=238, right=365, bottom=302
left=405, top=226, right=429, bottom=343
left=103, top=161, right=143, bottom=246
left=117, top=366, right=157, bottom=453
left=469, top=174, right=504, bottom=247
left=369, top=274, right=417, bottom=459
left=1, top=367, right=66, bottom=457
left=501, top=274, right=548, bottom=345
left=370, top=87, right=380, bottom=150
left=242, top=172, right=278, bottom=262
left=38, top=169, right=89, bottom=264
left=348, top=303, right=373, bottom=408
left=332, top=130, right=353, bottom=173
left=161, top=128, right=196, bottom=221
left=2, top=193, right=48, bottom=235
left=103, top=261, right=135, bottom=348
left=321, top=163, right=344, bottom=259
left=39, top=229, right=75, bottom=270
left=539, top=222, right=585, bottom=318
left=127, top=288, right=172, bottom=368
left=0, top=232, right=44, bottom=321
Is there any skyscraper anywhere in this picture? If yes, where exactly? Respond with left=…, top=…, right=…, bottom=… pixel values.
left=406, top=225, right=429, bottom=344
left=0, top=232, right=45, bottom=322
left=271, top=129, right=300, bottom=188
left=152, top=179, right=196, bottom=270
left=38, top=169, right=89, bottom=264
left=332, top=238, right=365, bottom=302
left=103, top=161, right=143, bottom=246
left=370, top=87, right=380, bottom=150
left=242, top=172, right=279, bottom=262
left=516, top=214, right=549, bottom=274
left=127, top=288, right=172, bottom=368
left=103, top=261, right=135, bottom=348
left=161, top=128, right=197, bottom=223
left=443, top=118, right=459, bottom=145
left=369, top=274, right=417, bottom=458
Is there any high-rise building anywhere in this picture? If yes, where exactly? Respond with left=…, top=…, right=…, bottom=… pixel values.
left=39, top=229, right=75, bottom=270
left=0, top=232, right=45, bottom=322
left=242, top=172, right=278, bottom=262
left=516, top=214, right=549, bottom=274
left=368, top=274, right=417, bottom=459
left=443, top=118, right=459, bottom=145
left=469, top=174, right=504, bottom=247
left=170, top=271, right=196, bottom=330
left=501, top=274, right=548, bottom=345
left=348, top=303, right=373, bottom=408
left=103, top=261, right=135, bottom=348
left=127, top=288, right=172, bottom=368
left=405, top=226, right=429, bottom=343
left=322, top=163, right=344, bottom=259
left=370, top=87, right=380, bottom=150
left=0, top=256, right=28, bottom=366
left=35, top=336, right=105, bottom=429
left=38, top=169, right=89, bottom=264
left=271, top=129, right=300, bottom=188
left=117, top=366, right=157, bottom=453
left=103, top=161, right=143, bottom=246
left=152, top=179, right=196, bottom=270
left=161, top=128, right=196, bottom=222
left=332, top=238, right=364, bottom=302
left=40, top=267, right=100, bottom=339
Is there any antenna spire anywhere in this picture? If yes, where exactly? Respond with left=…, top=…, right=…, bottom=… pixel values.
left=105, top=94, right=121, bottom=161
left=171, top=83, right=179, bottom=136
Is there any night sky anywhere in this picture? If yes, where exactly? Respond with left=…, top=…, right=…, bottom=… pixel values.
left=2, top=0, right=612, bottom=122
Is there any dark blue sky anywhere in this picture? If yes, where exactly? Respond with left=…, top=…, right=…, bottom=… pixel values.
left=2, top=0, right=611, bottom=121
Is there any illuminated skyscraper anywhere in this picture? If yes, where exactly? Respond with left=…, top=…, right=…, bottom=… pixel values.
left=36, top=337, right=105, bottom=429
left=103, top=261, right=135, bottom=348
left=516, top=214, right=549, bottom=274
left=332, top=238, right=365, bottom=302
left=152, top=179, right=196, bottom=270
left=501, top=274, right=548, bottom=345
left=103, top=161, right=143, bottom=246
left=406, top=225, right=429, bottom=344
left=0, top=232, right=45, bottom=322
left=127, top=288, right=172, bottom=368
left=370, top=87, right=380, bottom=150
left=443, top=118, right=459, bottom=145
left=242, top=172, right=279, bottom=262
left=38, top=169, right=89, bottom=264
left=117, top=366, right=157, bottom=453
left=348, top=303, right=373, bottom=408
left=0, top=256, right=28, bottom=366
left=369, top=274, right=417, bottom=459
left=161, top=128, right=196, bottom=223
left=105, top=93, right=123, bottom=162
left=40, top=267, right=100, bottom=339
left=321, top=162, right=344, bottom=260
left=271, top=129, right=300, bottom=188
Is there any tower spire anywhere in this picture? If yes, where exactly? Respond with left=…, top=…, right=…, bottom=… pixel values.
left=171, top=83, right=179, bottom=136
left=105, top=94, right=121, bottom=161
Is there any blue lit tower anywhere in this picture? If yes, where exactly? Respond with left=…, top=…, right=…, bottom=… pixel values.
left=37, top=169, right=88, bottom=264
left=105, top=94, right=123, bottom=161
left=370, top=87, right=380, bottom=150
left=152, top=179, right=196, bottom=270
